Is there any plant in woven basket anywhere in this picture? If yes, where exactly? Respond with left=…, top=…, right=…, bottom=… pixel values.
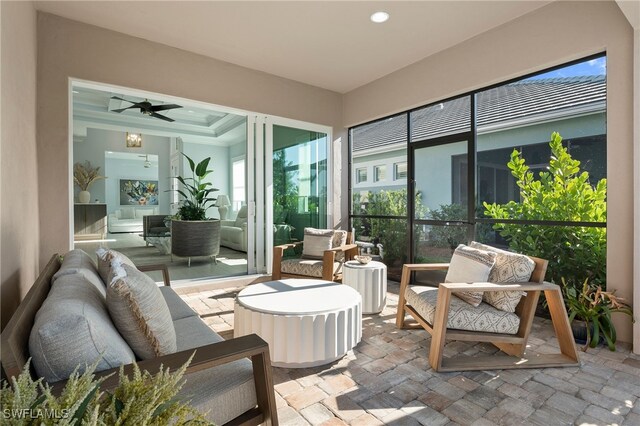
left=172, top=153, right=219, bottom=221
left=0, top=357, right=211, bottom=425
left=73, top=161, right=106, bottom=191
left=563, top=277, right=633, bottom=352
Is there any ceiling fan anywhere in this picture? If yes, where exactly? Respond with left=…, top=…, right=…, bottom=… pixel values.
left=139, top=154, right=152, bottom=168
left=110, top=96, right=182, bottom=122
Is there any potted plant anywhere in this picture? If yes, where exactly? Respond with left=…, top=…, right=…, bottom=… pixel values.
left=0, top=358, right=211, bottom=425
left=563, top=277, right=633, bottom=351
left=73, top=161, right=106, bottom=203
left=170, top=153, right=221, bottom=265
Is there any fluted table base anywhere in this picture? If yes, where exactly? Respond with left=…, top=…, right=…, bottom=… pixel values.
left=234, top=279, right=362, bottom=368
left=342, top=260, right=387, bottom=314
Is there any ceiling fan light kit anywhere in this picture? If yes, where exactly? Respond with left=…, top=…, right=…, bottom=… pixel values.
left=111, top=96, right=183, bottom=122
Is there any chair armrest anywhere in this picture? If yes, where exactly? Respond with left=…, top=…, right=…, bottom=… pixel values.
left=136, top=264, right=171, bottom=286
left=274, top=241, right=303, bottom=251
left=440, top=281, right=558, bottom=293
left=326, top=243, right=358, bottom=253
left=220, top=220, right=236, bottom=227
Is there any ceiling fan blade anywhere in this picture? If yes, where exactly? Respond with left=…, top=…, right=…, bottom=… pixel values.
left=150, top=104, right=183, bottom=112
left=150, top=112, right=175, bottom=122
left=110, top=96, right=134, bottom=103
left=111, top=106, right=137, bottom=113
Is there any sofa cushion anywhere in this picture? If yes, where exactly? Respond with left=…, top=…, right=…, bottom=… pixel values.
left=107, top=262, right=176, bottom=359
left=120, top=207, right=135, bottom=219
left=29, top=273, right=136, bottom=382
left=52, top=249, right=106, bottom=297
left=469, top=241, right=536, bottom=312
left=135, top=208, right=156, bottom=219
left=96, top=248, right=135, bottom=283
left=445, top=244, right=496, bottom=307
left=302, top=228, right=334, bottom=259
left=404, top=285, right=520, bottom=334
left=159, top=286, right=198, bottom=321
left=173, top=316, right=258, bottom=425
left=280, top=258, right=342, bottom=278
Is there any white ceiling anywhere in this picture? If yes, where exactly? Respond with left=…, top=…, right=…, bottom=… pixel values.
left=35, top=1, right=552, bottom=94
left=73, top=84, right=247, bottom=146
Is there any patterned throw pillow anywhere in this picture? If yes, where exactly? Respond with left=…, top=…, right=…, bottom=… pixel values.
left=470, top=241, right=536, bottom=312
left=106, top=261, right=176, bottom=359
left=96, top=248, right=135, bottom=283
left=302, top=228, right=335, bottom=259
left=445, top=244, right=497, bottom=306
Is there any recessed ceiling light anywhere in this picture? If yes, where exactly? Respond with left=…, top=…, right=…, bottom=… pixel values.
left=370, top=11, right=389, bottom=23
left=188, top=110, right=195, bottom=113
left=72, top=90, right=79, bottom=94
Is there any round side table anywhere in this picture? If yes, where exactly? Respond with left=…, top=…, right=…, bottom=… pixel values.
left=342, top=260, right=387, bottom=314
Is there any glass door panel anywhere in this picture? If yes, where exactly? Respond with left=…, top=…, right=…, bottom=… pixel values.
left=272, top=124, right=328, bottom=244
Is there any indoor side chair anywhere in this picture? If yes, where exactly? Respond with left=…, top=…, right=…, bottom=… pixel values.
left=396, top=256, right=580, bottom=372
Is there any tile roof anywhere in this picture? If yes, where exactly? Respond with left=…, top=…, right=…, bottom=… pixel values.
left=352, top=75, right=606, bottom=152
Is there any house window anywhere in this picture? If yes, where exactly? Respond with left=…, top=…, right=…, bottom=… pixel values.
left=373, top=165, right=386, bottom=182
left=356, top=168, right=367, bottom=183
left=232, top=158, right=245, bottom=211
left=394, top=162, right=407, bottom=180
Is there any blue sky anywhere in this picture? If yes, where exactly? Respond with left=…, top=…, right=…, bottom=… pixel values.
left=526, top=57, right=606, bottom=80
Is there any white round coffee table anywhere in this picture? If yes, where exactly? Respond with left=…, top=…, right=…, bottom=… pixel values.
left=342, top=260, right=387, bottom=314
left=234, top=279, right=362, bottom=368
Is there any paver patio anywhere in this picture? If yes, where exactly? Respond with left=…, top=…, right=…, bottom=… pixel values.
left=178, top=282, right=640, bottom=426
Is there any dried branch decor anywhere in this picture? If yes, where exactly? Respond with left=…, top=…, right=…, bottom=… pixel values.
left=73, top=161, right=106, bottom=191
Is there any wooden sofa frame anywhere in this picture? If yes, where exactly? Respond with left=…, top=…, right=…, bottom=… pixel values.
left=272, top=231, right=358, bottom=282
left=1, top=254, right=278, bottom=426
left=396, top=256, right=579, bottom=372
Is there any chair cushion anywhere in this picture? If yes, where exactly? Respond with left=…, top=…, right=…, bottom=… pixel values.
left=29, top=273, right=136, bottom=382
left=107, top=262, right=176, bottom=359
left=470, top=241, right=536, bottom=312
left=302, top=228, right=334, bottom=259
left=445, top=244, right=496, bottom=306
left=332, top=230, right=348, bottom=262
left=281, top=258, right=342, bottom=278
left=173, top=316, right=258, bottom=425
left=405, top=285, right=520, bottom=334
left=52, top=249, right=106, bottom=297
left=159, top=286, right=198, bottom=321
left=96, top=248, right=136, bottom=283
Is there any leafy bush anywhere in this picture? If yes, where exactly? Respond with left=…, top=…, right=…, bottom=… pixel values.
left=483, top=132, right=607, bottom=288
left=0, top=357, right=210, bottom=425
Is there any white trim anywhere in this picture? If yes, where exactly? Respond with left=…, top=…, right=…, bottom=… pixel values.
left=68, top=78, right=75, bottom=251
left=265, top=118, right=274, bottom=273
left=255, top=118, right=266, bottom=273
left=633, top=27, right=640, bottom=354
left=246, top=117, right=256, bottom=274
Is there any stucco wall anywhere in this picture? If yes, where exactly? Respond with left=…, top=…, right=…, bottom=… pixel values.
left=1, top=1, right=39, bottom=329
left=36, top=12, right=343, bottom=271
left=343, top=1, right=635, bottom=342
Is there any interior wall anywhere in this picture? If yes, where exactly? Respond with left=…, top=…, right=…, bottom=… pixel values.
left=36, top=12, right=343, bottom=270
left=343, top=0, right=635, bottom=343
left=1, top=1, right=39, bottom=329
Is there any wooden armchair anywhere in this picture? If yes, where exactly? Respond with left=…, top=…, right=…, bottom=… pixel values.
left=272, top=230, right=358, bottom=282
left=396, top=256, right=579, bottom=372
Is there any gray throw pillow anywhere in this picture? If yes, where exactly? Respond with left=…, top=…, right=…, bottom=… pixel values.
left=29, top=273, right=136, bottom=382
left=52, top=249, right=106, bottom=297
left=107, top=262, right=176, bottom=359
left=302, top=228, right=334, bottom=259
left=445, top=244, right=497, bottom=306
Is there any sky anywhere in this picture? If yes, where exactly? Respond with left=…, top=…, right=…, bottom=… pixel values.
left=526, top=56, right=606, bottom=80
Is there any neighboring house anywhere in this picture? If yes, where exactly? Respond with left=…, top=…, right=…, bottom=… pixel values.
left=352, top=76, right=606, bottom=211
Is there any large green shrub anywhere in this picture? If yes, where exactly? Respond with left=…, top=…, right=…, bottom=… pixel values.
left=483, top=132, right=607, bottom=288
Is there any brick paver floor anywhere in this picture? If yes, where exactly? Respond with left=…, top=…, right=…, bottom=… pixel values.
left=178, top=282, right=640, bottom=425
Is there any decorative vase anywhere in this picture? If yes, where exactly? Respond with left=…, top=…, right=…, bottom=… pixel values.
left=78, top=190, right=91, bottom=204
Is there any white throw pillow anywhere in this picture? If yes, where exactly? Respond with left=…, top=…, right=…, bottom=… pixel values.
left=120, top=207, right=135, bottom=219
left=470, top=241, right=536, bottom=312
left=302, top=228, right=335, bottom=259
left=135, top=208, right=155, bottom=219
left=107, top=261, right=176, bottom=359
left=445, top=244, right=497, bottom=306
